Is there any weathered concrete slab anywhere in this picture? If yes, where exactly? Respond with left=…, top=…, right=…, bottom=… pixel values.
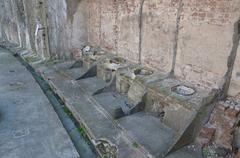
left=77, top=77, right=107, bottom=95
left=0, top=48, right=79, bottom=158
left=65, top=68, right=87, bottom=80
left=93, top=92, right=127, bottom=118
left=118, top=112, right=175, bottom=157
left=166, top=146, right=203, bottom=158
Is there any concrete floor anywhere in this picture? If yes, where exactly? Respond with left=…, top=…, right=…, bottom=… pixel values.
left=0, top=48, right=80, bottom=158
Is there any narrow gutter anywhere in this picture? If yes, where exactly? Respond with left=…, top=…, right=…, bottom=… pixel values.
left=15, top=54, right=97, bottom=158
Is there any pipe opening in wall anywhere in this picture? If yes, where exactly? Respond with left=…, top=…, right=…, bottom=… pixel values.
left=158, top=111, right=165, bottom=119
left=171, top=85, right=195, bottom=96
left=102, top=57, right=126, bottom=72
left=134, top=68, right=153, bottom=76
left=82, top=45, right=91, bottom=56
left=110, top=57, right=126, bottom=65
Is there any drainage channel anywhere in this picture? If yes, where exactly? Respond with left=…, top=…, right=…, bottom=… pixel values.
left=16, top=55, right=98, bottom=158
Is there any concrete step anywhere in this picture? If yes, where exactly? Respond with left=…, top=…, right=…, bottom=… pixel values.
left=93, top=92, right=127, bottom=118
left=166, top=145, right=203, bottom=158
left=64, top=67, right=87, bottom=80
left=118, top=112, right=175, bottom=157
left=77, top=77, right=107, bottom=95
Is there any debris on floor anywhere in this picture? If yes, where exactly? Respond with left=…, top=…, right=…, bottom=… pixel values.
left=197, top=95, right=240, bottom=158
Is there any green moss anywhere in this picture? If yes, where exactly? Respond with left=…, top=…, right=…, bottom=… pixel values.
left=202, top=146, right=210, bottom=157
left=132, top=142, right=140, bottom=148
left=63, top=106, right=73, bottom=116
left=77, top=125, right=87, bottom=136
left=24, top=56, right=33, bottom=62
left=24, top=55, right=40, bottom=63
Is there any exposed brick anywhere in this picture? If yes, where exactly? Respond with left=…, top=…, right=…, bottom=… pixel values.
left=226, top=108, right=240, bottom=119
left=217, top=104, right=227, bottom=111
left=235, top=150, right=240, bottom=158
left=199, top=127, right=215, bottom=144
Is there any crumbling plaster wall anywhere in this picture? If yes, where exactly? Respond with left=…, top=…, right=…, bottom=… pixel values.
left=45, top=0, right=88, bottom=59
left=0, top=0, right=22, bottom=45
left=175, top=0, right=240, bottom=90
left=86, top=0, right=240, bottom=95
left=0, top=0, right=240, bottom=96
left=0, top=0, right=88, bottom=60
left=141, top=0, right=180, bottom=72
left=87, top=0, right=141, bottom=62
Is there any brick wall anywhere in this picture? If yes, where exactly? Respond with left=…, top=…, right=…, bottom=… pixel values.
left=175, top=0, right=240, bottom=89
left=1, top=0, right=240, bottom=95
left=86, top=0, right=240, bottom=93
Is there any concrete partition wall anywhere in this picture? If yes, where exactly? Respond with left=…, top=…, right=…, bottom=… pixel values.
left=175, top=0, right=240, bottom=89
left=141, top=0, right=180, bottom=72
left=229, top=44, right=240, bottom=96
